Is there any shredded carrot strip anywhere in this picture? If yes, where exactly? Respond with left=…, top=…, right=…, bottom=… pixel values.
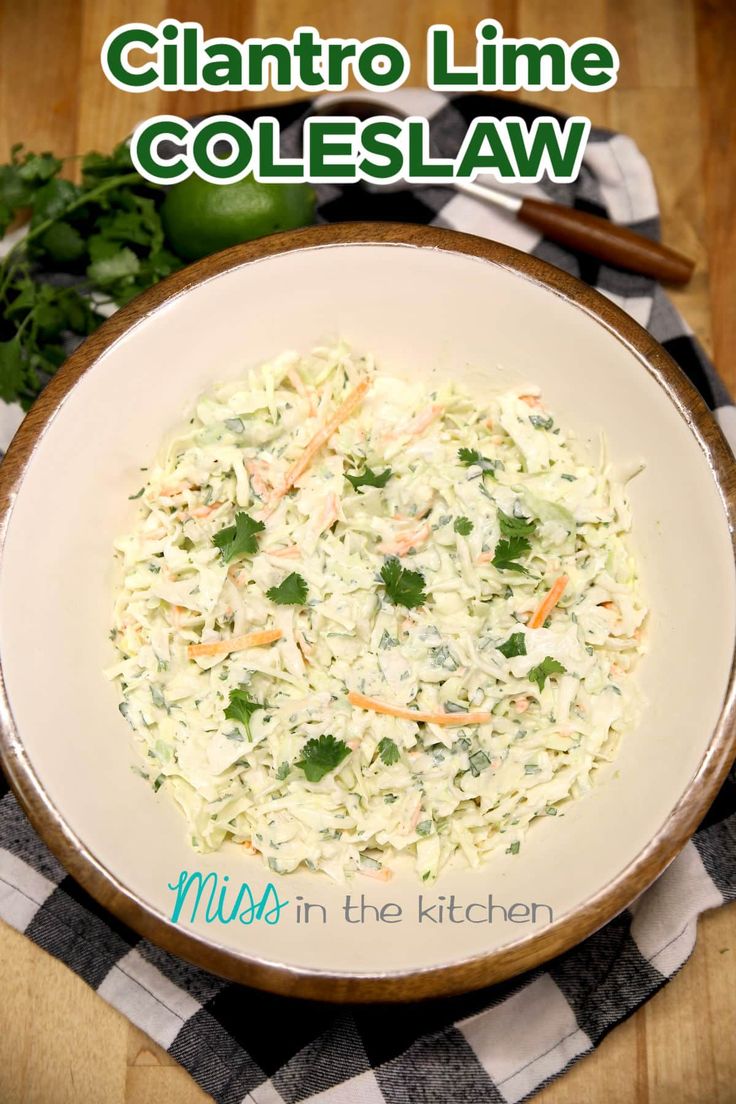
left=287, top=367, right=317, bottom=417
left=361, top=866, right=394, bottom=882
left=190, top=502, right=223, bottom=518
left=159, top=483, right=189, bottom=497
left=477, top=551, right=493, bottom=564
left=314, top=491, right=340, bottom=534
left=294, top=628, right=312, bottom=664
left=377, top=522, right=430, bottom=557
left=245, top=459, right=275, bottom=500
left=188, top=627, right=282, bottom=659
left=519, top=393, right=542, bottom=408
left=271, top=379, right=370, bottom=506
left=392, top=503, right=432, bottom=522
left=385, top=403, right=443, bottom=440
left=287, top=366, right=308, bottom=399
left=347, top=690, right=490, bottom=726
left=266, top=545, right=301, bottom=558
left=529, top=575, right=568, bottom=629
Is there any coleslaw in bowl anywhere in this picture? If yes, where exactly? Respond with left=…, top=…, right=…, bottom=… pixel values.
left=107, top=341, right=647, bottom=883
left=2, top=224, right=733, bottom=1000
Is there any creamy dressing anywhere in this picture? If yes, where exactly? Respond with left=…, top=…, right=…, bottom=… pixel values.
left=107, top=343, right=647, bottom=883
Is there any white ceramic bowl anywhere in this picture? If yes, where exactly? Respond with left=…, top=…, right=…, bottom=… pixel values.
left=1, top=224, right=734, bottom=1001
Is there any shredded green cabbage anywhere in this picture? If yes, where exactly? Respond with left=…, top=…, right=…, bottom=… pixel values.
left=107, top=342, right=647, bottom=883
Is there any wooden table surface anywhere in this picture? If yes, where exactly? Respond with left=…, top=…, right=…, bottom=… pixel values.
left=1, top=1, right=734, bottom=1102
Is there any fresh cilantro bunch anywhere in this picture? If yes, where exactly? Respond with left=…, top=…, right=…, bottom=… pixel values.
left=0, top=142, right=182, bottom=408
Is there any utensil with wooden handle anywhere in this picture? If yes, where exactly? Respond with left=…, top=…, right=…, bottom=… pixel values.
left=452, top=179, right=694, bottom=284
left=316, top=96, right=695, bottom=285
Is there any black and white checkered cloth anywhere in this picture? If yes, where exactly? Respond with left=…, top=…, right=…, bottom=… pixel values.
left=1, top=92, right=735, bottom=1104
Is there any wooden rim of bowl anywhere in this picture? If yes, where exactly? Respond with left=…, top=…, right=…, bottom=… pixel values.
left=1, top=223, right=735, bottom=1003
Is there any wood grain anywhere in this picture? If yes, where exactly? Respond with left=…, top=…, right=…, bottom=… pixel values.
left=694, top=0, right=736, bottom=394
left=0, top=0, right=734, bottom=1100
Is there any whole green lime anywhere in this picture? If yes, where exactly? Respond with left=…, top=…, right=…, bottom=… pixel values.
left=161, top=176, right=317, bottom=262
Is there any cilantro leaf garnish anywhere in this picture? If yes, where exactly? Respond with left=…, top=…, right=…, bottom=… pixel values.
left=213, top=511, right=265, bottom=562
left=454, top=516, right=473, bottom=535
left=296, top=734, right=351, bottom=782
left=345, top=466, right=392, bottom=492
left=528, top=656, right=566, bottom=691
left=380, top=557, right=427, bottom=609
left=377, top=737, right=400, bottom=766
left=266, top=572, right=308, bottom=606
left=498, top=509, right=536, bottom=539
left=529, top=413, right=554, bottom=430
left=492, top=535, right=531, bottom=574
left=458, top=447, right=497, bottom=471
left=498, top=631, right=527, bottom=658
left=224, top=688, right=263, bottom=739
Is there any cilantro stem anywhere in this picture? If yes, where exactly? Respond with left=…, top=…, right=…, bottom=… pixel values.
left=12, top=310, right=33, bottom=338
left=1, top=171, right=143, bottom=266
left=0, top=264, right=17, bottom=305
